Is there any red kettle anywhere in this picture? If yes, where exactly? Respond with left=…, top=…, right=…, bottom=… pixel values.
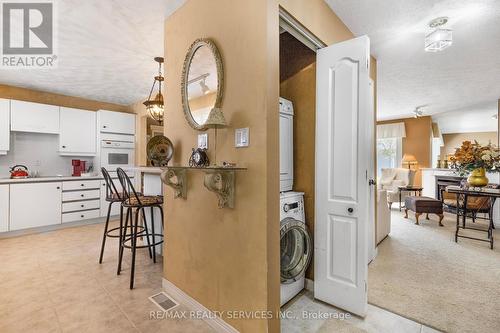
left=10, top=165, right=29, bottom=179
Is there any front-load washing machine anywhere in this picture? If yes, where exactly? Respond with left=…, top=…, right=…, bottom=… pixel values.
left=280, top=191, right=312, bottom=306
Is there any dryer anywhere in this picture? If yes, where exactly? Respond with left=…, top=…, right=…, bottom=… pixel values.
left=280, top=191, right=312, bottom=306
left=279, top=97, right=294, bottom=192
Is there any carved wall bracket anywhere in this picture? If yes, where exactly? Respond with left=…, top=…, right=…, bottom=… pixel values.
left=203, top=170, right=235, bottom=208
left=160, top=168, right=187, bottom=199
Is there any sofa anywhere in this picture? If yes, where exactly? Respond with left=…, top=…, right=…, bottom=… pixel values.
left=378, top=168, right=417, bottom=209
left=377, top=189, right=391, bottom=244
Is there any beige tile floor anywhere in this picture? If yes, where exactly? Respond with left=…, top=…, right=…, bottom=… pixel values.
left=1, top=219, right=444, bottom=333
left=0, top=220, right=214, bottom=333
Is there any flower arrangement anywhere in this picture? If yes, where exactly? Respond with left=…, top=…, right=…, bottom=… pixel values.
left=450, top=141, right=500, bottom=176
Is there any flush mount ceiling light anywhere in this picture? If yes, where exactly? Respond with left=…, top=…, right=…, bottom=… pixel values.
left=425, top=17, right=452, bottom=52
left=143, top=57, right=164, bottom=125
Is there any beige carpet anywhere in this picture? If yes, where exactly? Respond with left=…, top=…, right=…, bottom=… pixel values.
left=368, top=210, right=500, bottom=333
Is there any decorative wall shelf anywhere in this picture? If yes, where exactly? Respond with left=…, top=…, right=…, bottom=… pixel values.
left=160, top=166, right=246, bottom=208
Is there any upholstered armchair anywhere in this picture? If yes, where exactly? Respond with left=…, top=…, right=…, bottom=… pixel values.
left=378, top=168, right=417, bottom=209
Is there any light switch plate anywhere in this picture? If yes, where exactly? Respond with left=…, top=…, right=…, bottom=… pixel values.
left=198, top=133, right=208, bottom=149
left=235, top=128, right=249, bottom=148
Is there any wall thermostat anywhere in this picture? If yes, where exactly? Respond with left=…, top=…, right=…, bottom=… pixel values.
left=235, top=128, right=249, bottom=148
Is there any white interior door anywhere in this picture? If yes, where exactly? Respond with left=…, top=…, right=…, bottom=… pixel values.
left=367, top=79, right=377, bottom=263
left=314, top=35, right=371, bottom=317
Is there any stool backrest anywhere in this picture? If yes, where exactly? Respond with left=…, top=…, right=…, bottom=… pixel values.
left=101, top=167, right=121, bottom=201
left=116, top=168, right=142, bottom=205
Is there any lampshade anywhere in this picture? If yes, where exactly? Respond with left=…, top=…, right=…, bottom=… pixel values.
left=204, top=108, right=227, bottom=128
left=402, top=154, right=418, bottom=168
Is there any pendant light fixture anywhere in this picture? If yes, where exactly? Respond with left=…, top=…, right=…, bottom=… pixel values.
left=143, top=57, right=165, bottom=124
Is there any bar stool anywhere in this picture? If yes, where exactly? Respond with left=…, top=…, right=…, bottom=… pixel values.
left=99, top=167, right=149, bottom=264
left=116, top=167, right=164, bottom=289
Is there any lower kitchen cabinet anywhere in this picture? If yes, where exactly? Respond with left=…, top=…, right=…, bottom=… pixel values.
left=0, top=185, right=9, bottom=232
left=10, top=182, right=62, bottom=231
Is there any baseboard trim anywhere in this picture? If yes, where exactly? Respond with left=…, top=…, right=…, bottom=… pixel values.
left=0, top=216, right=110, bottom=239
left=305, top=278, right=314, bottom=292
left=162, top=278, right=239, bottom=333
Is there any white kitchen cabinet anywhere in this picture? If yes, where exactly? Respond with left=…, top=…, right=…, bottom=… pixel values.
left=0, top=185, right=9, bottom=232
left=98, top=110, right=135, bottom=135
left=0, top=99, right=9, bottom=155
left=10, top=100, right=59, bottom=134
left=10, top=182, right=62, bottom=230
left=60, top=107, right=96, bottom=156
left=62, top=189, right=100, bottom=202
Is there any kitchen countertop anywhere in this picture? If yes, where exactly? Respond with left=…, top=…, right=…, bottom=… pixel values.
left=131, top=166, right=163, bottom=174
left=0, top=175, right=102, bottom=184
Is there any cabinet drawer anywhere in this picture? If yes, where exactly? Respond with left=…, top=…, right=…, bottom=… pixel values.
left=62, top=199, right=100, bottom=213
left=63, top=180, right=100, bottom=191
left=62, top=189, right=100, bottom=202
left=62, top=209, right=100, bottom=223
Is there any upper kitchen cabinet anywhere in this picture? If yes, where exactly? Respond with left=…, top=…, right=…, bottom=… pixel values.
left=60, top=107, right=96, bottom=156
left=10, top=100, right=59, bottom=134
left=0, top=99, right=9, bottom=155
left=98, top=110, right=135, bottom=135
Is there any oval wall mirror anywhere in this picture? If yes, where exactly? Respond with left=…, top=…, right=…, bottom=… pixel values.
left=181, top=38, right=224, bottom=130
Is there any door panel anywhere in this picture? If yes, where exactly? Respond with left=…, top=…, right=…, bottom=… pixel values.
left=315, top=36, right=370, bottom=317
left=10, top=182, right=62, bottom=230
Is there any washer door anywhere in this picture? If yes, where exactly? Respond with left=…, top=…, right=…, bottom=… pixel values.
left=280, top=217, right=312, bottom=284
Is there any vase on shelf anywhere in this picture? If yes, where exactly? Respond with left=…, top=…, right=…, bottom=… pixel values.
left=467, top=168, right=488, bottom=187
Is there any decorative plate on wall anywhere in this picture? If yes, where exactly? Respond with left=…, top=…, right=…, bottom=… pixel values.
left=147, top=135, right=174, bottom=167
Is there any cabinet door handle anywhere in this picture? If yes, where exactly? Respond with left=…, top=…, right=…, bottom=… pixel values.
left=62, top=145, right=66, bottom=149
left=80, top=184, right=85, bottom=187
left=103, top=125, right=107, bottom=128
left=81, top=215, right=84, bottom=218
left=56, top=186, right=60, bottom=189
left=81, top=194, right=84, bottom=197
left=81, top=204, right=84, bottom=208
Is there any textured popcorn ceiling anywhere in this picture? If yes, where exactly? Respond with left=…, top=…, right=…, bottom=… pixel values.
left=325, top=0, right=500, bottom=121
left=0, top=0, right=186, bottom=106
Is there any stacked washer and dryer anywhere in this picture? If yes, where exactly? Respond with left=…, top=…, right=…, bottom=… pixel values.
left=279, top=97, right=312, bottom=306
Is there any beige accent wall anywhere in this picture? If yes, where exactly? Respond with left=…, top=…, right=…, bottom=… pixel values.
left=0, top=84, right=130, bottom=112
left=441, top=132, right=497, bottom=158
left=378, top=116, right=432, bottom=186
left=164, top=1, right=279, bottom=332
left=280, top=63, right=316, bottom=280
left=163, top=1, right=376, bottom=332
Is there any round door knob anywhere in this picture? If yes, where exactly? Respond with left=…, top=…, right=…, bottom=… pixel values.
left=347, top=207, right=354, bottom=213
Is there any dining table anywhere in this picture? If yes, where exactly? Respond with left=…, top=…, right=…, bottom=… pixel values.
left=446, top=185, right=500, bottom=249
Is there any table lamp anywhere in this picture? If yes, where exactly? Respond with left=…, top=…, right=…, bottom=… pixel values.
left=204, top=107, right=227, bottom=166
left=402, top=154, right=418, bottom=170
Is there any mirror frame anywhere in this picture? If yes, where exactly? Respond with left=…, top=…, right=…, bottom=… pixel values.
left=181, top=38, right=224, bottom=131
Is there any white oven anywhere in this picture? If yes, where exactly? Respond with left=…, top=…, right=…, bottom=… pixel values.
left=100, top=134, right=135, bottom=174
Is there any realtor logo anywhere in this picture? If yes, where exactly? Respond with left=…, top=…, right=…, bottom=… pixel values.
left=1, top=1, right=57, bottom=68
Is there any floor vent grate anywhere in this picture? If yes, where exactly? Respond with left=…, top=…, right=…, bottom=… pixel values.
left=149, top=291, right=180, bottom=312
